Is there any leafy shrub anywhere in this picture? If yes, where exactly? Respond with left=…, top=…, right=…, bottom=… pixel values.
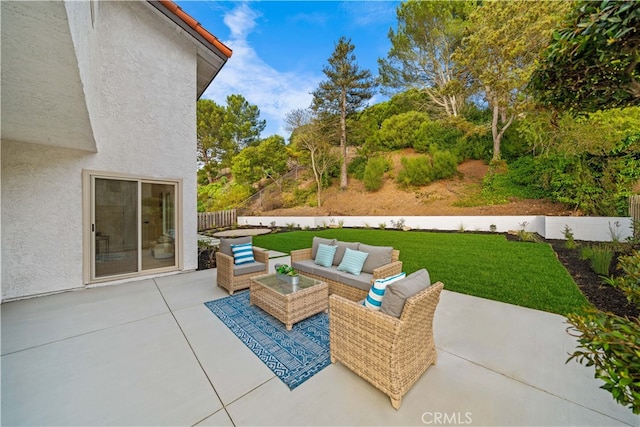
left=414, top=120, right=464, bottom=153
left=363, top=156, right=391, bottom=192
left=431, top=150, right=458, bottom=180
left=397, top=150, right=459, bottom=188
left=397, top=156, right=433, bottom=187
left=566, top=250, right=640, bottom=414
left=348, top=155, right=368, bottom=180
left=371, top=111, right=432, bottom=150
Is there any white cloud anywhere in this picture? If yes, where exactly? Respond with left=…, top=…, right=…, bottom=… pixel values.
left=202, top=3, right=320, bottom=139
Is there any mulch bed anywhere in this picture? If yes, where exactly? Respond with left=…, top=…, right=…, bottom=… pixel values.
left=547, top=239, right=638, bottom=319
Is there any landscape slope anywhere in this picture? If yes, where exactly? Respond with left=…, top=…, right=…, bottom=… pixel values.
left=256, top=159, right=575, bottom=217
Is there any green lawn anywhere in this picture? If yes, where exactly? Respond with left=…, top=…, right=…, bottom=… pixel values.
left=253, top=229, right=591, bottom=316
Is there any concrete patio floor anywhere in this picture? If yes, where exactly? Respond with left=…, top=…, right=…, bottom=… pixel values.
left=1, top=258, right=637, bottom=426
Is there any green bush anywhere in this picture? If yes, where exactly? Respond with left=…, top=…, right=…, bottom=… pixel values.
left=431, top=150, right=458, bottom=180
left=397, top=156, right=433, bottom=187
left=348, top=155, right=368, bottom=180
left=566, top=250, right=640, bottom=414
left=414, top=120, right=464, bottom=153
left=363, top=156, right=390, bottom=192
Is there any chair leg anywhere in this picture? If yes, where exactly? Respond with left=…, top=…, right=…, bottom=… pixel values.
left=391, top=397, right=401, bottom=410
left=330, top=355, right=336, bottom=363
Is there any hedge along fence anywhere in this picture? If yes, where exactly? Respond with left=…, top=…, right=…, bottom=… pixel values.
left=238, top=215, right=635, bottom=242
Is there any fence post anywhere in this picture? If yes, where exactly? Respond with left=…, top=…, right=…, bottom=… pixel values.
left=630, top=195, right=640, bottom=238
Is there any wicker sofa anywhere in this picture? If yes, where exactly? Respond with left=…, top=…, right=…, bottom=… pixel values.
left=330, top=280, right=444, bottom=409
left=290, top=237, right=402, bottom=301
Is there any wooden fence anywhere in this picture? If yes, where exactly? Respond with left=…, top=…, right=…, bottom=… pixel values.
left=631, top=195, right=640, bottom=237
left=197, top=209, right=237, bottom=231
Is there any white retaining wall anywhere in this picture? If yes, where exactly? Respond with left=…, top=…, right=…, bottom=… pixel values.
left=238, top=215, right=634, bottom=242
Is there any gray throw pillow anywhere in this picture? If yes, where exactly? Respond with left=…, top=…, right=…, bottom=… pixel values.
left=380, top=269, right=431, bottom=318
left=311, top=237, right=336, bottom=259
left=359, top=243, right=393, bottom=274
left=219, top=236, right=252, bottom=256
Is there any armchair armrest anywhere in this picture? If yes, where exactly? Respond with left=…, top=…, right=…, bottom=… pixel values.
left=215, top=251, right=234, bottom=272
left=372, top=260, right=403, bottom=281
left=290, top=248, right=312, bottom=263
left=253, top=248, right=269, bottom=265
left=329, top=294, right=401, bottom=363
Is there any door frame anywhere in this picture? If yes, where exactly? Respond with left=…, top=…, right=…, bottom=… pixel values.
left=82, top=170, right=183, bottom=284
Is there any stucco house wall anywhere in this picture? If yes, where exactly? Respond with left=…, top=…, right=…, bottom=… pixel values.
left=1, top=1, right=213, bottom=300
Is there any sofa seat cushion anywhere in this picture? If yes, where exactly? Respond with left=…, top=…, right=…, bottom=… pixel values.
left=233, top=261, right=266, bottom=276
left=336, top=270, right=374, bottom=292
left=291, top=259, right=316, bottom=276
left=359, top=244, right=394, bottom=274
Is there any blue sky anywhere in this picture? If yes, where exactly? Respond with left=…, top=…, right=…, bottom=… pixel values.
left=176, top=1, right=400, bottom=138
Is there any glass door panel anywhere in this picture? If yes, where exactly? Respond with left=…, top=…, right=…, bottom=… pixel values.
left=94, top=178, right=138, bottom=278
left=142, top=182, right=176, bottom=270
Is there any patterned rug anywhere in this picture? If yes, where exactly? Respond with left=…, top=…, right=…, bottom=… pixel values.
left=204, top=291, right=330, bottom=390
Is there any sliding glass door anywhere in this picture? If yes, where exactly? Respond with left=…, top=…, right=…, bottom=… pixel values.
left=90, top=174, right=178, bottom=281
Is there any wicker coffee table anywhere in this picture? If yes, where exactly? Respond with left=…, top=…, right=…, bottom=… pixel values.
left=250, top=273, right=328, bottom=330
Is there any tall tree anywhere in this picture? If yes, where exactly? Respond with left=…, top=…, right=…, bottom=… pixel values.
left=197, top=99, right=226, bottom=184
left=312, top=37, right=376, bottom=190
left=231, top=135, right=289, bottom=186
left=196, top=95, right=266, bottom=184
left=455, top=0, right=569, bottom=161
left=285, top=109, right=337, bottom=207
left=222, top=94, right=266, bottom=154
left=530, top=0, right=640, bottom=112
left=379, top=0, right=474, bottom=117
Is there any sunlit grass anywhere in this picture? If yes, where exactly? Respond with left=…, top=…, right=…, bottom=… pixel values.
left=253, top=229, right=591, bottom=316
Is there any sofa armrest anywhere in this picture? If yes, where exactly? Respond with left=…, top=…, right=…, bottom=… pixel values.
left=290, top=248, right=312, bottom=263
left=372, top=260, right=403, bottom=281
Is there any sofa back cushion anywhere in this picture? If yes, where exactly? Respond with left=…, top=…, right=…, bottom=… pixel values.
left=220, top=236, right=252, bottom=256
left=332, top=241, right=360, bottom=265
left=359, top=244, right=394, bottom=274
left=312, top=237, right=336, bottom=259
left=380, top=269, right=432, bottom=318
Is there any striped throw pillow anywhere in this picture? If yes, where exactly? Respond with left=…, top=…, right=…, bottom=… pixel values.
left=364, top=272, right=406, bottom=310
left=315, top=243, right=338, bottom=267
left=231, top=242, right=255, bottom=265
left=337, top=248, right=369, bottom=275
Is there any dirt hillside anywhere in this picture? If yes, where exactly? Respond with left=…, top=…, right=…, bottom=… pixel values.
left=254, top=159, right=576, bottom=217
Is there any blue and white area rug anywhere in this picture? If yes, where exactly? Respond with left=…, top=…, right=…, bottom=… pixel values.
left=204, top=291, right=330, bottom=390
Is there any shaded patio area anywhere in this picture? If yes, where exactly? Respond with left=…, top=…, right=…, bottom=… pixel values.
left=1, top=259, right=636, bottom=426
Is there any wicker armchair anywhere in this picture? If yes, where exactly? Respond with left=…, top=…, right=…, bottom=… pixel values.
left=215, top=246, right=269, bottom=295
left=329, top=281, right=444, bottom=409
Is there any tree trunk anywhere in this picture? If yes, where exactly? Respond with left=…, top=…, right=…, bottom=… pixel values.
left=340, top=91, right=348, bottom=191
left=490, top=101, right=515, bottom=161
left=310, top=149, right=322, bottom=207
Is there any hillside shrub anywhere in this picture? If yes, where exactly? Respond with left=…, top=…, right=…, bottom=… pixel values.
left=431, top=149, right=459, bottom=180
left=363, top=156, right=391, bottom=192
left=414, top=120, right=464, bottom=153
left=397, top=156, right=432, bottom=187
left=396, top=150, right=458, bottom=188
left=348, top=155, right=368, bottom=180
